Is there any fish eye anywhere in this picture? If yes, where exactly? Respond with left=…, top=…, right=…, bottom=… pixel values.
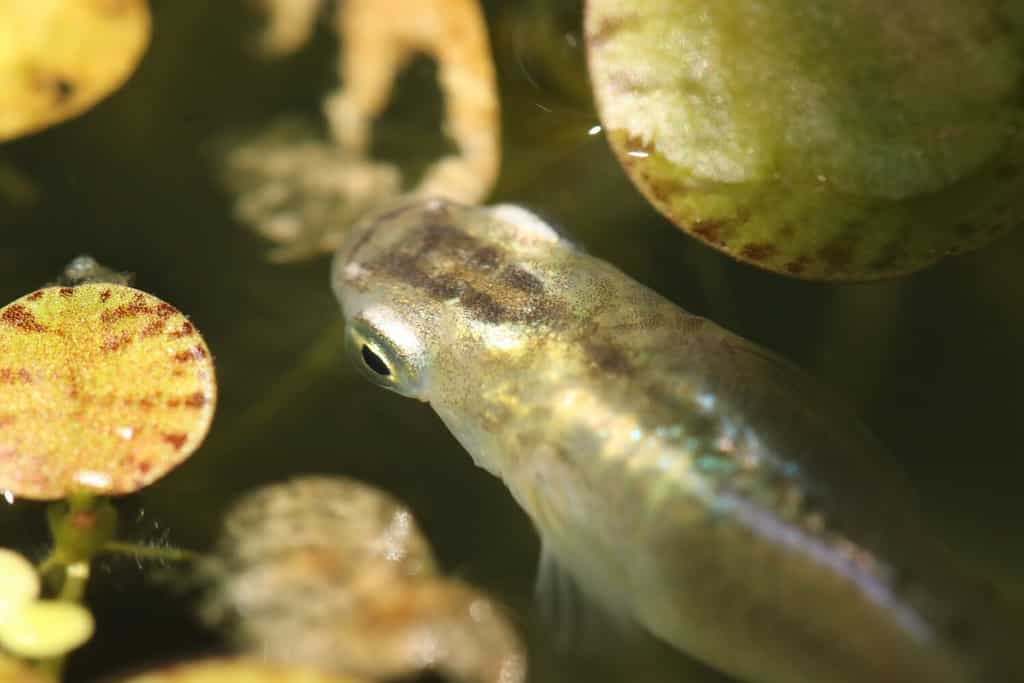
left=344, top=309, right=425, bottom=398
left=360, top=343, right=392, bottom=377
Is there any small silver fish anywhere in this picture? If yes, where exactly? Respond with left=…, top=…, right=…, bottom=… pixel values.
left=331, top=198, right=1021, bottom=683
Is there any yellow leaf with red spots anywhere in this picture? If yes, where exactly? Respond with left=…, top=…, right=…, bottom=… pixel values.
left=0, top=284, right=216, bottom=500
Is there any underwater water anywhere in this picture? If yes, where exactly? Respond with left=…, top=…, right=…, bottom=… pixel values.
left=0, top=1, right=1022, bottom=681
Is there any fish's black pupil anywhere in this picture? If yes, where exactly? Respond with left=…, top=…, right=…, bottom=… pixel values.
left=361, top=344, right=391, bottom=376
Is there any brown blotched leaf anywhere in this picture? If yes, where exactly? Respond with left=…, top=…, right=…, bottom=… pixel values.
left=0, top=284, right=216, bottom=500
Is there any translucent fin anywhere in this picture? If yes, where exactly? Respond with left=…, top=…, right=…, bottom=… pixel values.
left=535, top=543, right=626, bottom=653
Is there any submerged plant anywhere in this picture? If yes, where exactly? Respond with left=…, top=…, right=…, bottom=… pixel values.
left=200, top=476, right=527, bottom=683
left=224, top=0, right=500, bottom=261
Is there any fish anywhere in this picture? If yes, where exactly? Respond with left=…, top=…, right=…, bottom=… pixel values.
left=330, top=197, right=1022, bottom=683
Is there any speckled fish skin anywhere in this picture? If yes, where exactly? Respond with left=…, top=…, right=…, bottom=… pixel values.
left=332, top=198, right=1021, bottom=683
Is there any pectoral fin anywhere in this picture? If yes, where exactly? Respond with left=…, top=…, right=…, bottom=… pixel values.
left=535, top=542, right=630, bottom=653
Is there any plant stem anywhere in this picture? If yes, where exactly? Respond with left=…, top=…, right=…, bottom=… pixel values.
left=37, top=657, right=63, bottom=680
left=58, top=561, right=89, bottom=603
left=102, top=540, right=199, bottom=563
left=36, top=551, right=60, bottom=576
left=35, top=564, right=87, bottom=681
left=33, top=496, right=115, bottom=681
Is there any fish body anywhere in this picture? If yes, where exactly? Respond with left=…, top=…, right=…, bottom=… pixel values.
left=331, top=198, right=1020, bottom=683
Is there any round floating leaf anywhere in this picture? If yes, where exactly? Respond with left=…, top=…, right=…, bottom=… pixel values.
left=118, top=658, right=371, bottom=683
left=0, top=599, right=94, bottom=658
left=0, top=0, right=151, bottom=142
left=0, top=548, right=39, bottom=620
left=0, top=284, right=217, bottom=500
left=587, top=0, right=1024, bottom=279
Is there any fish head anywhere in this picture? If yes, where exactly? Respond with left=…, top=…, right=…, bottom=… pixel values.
left=331, top=198, right=571, bottom=407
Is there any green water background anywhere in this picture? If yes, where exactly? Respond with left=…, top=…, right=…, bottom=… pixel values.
left=0, top=2, right=1022, bottom=681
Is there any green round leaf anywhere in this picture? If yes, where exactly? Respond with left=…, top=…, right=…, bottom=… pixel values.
left=0, top=599, right=94, bottom=659
left=0, top=548, right=38, bottom=621
left=587, top=0, right=1023, bottom=279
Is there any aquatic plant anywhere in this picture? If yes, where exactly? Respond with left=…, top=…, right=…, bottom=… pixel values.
left=231, top=1, right=1021, bottom=278
left=224, top=0, right=500, bottom=261
left=0, top=259, right=216, bottom=679
left=586, top=0, right=1024, bottom=279
left=0, top=0, right=150, bottom=142
left=0, top=548, right=93, bottom=660
left=0, top=275, right=216, bottom=499
left=199, top=476, right=527, bottom=683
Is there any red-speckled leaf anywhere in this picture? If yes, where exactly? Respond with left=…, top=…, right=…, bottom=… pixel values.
left=0, top=284, right=216, bottom=500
